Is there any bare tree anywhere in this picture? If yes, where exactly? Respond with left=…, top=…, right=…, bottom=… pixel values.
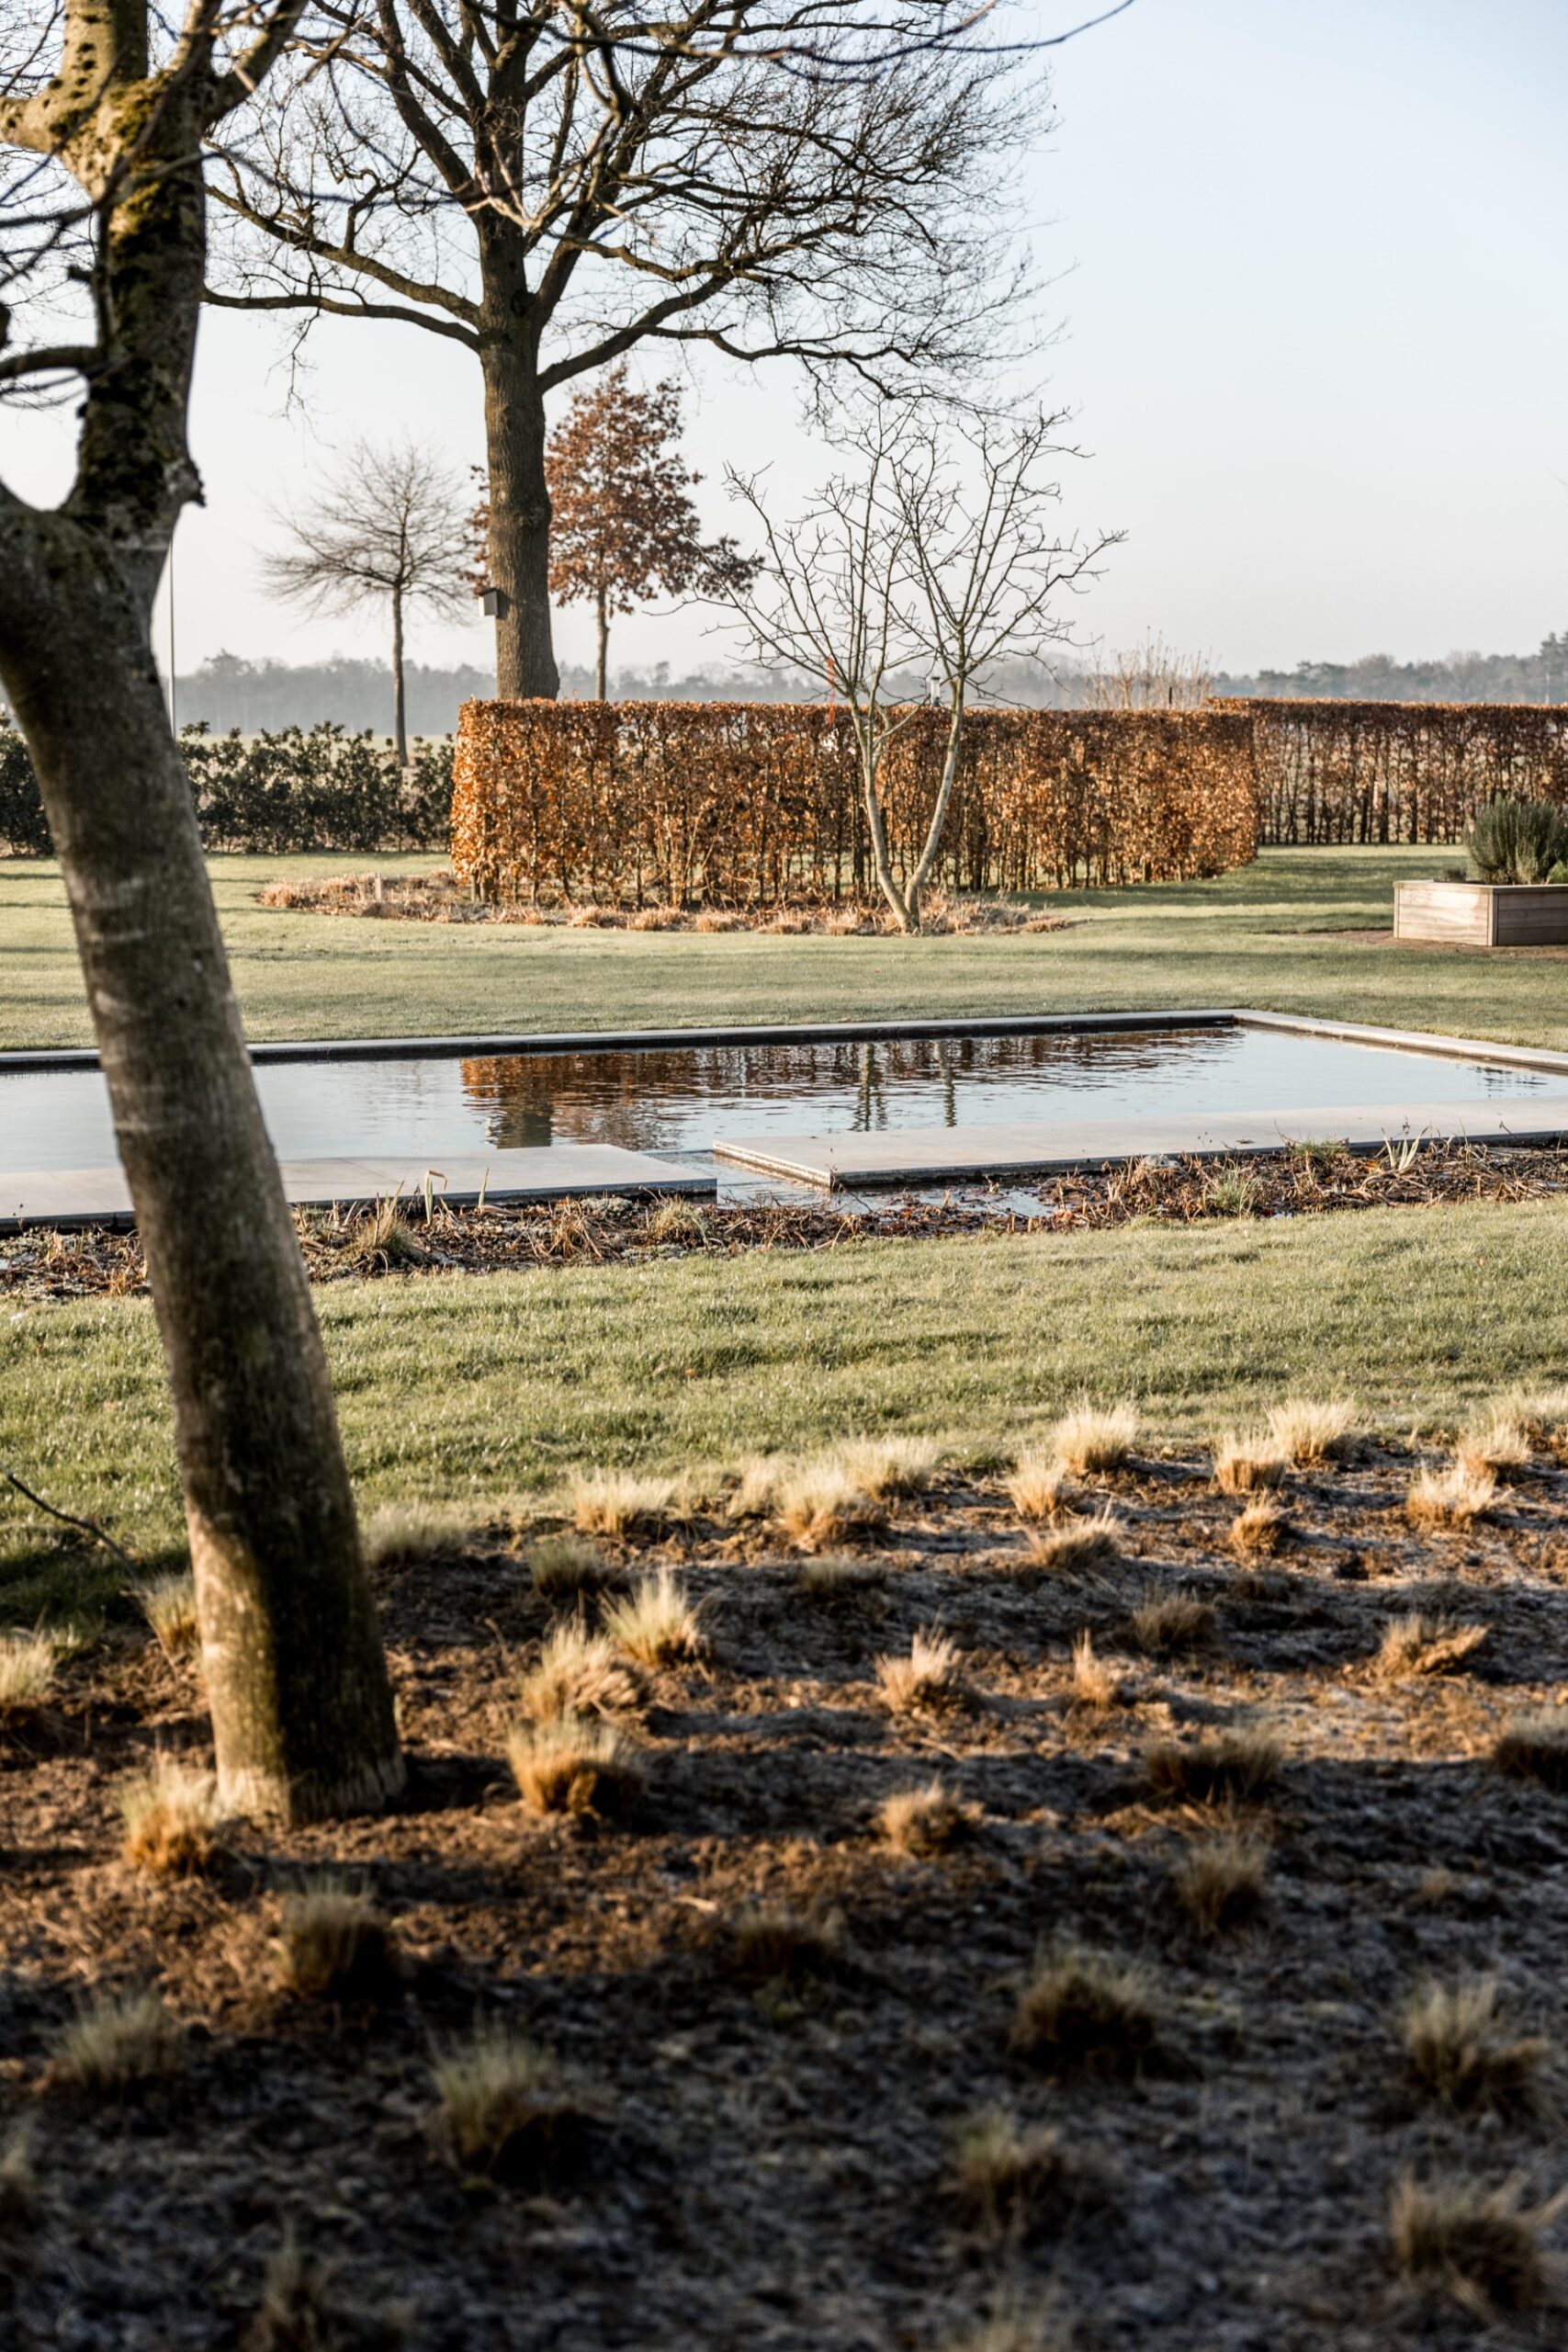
left=0, top=5, right=403, bottom=1822
left=207, top=0, right=1050, bottom=699
left=1086, top=633, right=1213, bottom=709
left=725, top=403, right=1119, bottom=929
left=265, top=440, right=471, bottom=760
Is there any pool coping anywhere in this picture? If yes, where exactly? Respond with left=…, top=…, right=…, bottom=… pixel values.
left=6, top=1006, right=1568, bottom=1076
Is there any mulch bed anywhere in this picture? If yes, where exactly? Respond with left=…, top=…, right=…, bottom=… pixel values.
left=5, top=1136, right=1565, bottom=1306
left=6, top=1431, right=1568, bottom=2346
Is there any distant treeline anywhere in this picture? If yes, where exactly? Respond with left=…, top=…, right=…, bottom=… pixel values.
left=1229, top=636, right=1568, bottom=705
left=164, top=637, right=1568, bottom=732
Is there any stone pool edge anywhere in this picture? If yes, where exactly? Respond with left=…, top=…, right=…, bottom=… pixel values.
left=8, top=1007, right=1568, bottom=1078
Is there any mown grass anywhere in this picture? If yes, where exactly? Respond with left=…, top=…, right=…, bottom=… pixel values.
left=5, top=1193, right=1568, bottom=1623
left=8, top=844, right=1568, bottom=1051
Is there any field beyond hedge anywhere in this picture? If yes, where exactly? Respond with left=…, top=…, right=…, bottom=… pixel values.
left=8, top=843, right=1568, bottom=1054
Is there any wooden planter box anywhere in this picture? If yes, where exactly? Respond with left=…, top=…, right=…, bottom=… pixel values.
left=1393, top=879, right=1568, bottom=947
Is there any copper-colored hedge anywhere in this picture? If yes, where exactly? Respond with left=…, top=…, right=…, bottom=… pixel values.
left=1222, top=701, right=1568, bottom=846
left=451, top=700, right=1258, bottom=905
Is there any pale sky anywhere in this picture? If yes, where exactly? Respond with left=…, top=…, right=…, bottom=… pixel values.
left=6, top=0, right=1565, bottom=682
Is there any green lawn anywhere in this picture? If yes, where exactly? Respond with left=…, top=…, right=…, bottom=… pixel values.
left=5, top=1193, right=1565, bottom=1623
left=6, top=842, right=1565, bottom=1052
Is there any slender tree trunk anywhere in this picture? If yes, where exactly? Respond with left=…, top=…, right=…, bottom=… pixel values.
left=595, top=588, right=609, bottom=701
left=906, top=694, right=965, bottom=928
left=0, top=535, right=404, bottom=1820
left=850, top=704, right=913, bottom=931
left=478, top=224, right=558, bottom=699
left=391, top=582, right=408, bottom=763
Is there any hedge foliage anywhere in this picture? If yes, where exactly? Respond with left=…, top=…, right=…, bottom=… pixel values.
left=0, top=717, right=452, bottom=855
left=1227, top=701, right=1568, bottom=846
left=450, top=700, right=1260, bottom=906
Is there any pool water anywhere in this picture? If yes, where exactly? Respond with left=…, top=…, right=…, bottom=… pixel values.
left=0, top=1023, right=1554, bottom=1176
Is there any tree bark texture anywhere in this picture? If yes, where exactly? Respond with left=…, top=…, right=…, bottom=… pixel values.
left=479, top=227, right=558, bottom=699
left=595, top=589, right=609, bottom=701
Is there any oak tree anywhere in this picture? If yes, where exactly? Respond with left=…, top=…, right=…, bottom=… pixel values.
left=0, top=2, right=403, bottom=1822
left=209, top=0, right=1040, bottom=698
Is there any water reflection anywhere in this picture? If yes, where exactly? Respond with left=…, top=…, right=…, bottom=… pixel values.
left=1, top=1024, right=1553, bottom=1177
left=455, top=1027, right=1551, bottom=1159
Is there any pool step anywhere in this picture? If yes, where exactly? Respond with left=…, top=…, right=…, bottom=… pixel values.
left=712, top=1098, right=1568, bottom=1189
left=0, top=1146, right=713, bottom=1233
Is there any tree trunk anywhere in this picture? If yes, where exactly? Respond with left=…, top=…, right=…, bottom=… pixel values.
left=906, top=694, right=965, bottom=928
left=0, top=526, right=405, bottom=1824
left=478, top=224, right=558, bottom=699
left=595, top=588, right=609, bottom=701
left=391, top=582, right=408, bottom=763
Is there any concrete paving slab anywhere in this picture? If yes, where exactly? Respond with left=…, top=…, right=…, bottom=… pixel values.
left=0, top=1145, right=711, bottom=1232
left=712, top=1097, right=1568, bottom=1189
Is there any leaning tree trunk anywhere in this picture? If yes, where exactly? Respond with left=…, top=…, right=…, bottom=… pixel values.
left=390, top=582, right=409, bottom=763
left=478, top=225, right=558, bottom=699
left=0, top=529, right=405, bottom=1825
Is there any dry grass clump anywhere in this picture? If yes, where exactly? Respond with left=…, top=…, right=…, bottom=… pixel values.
left=1401, top=1976, right=1548, bottom=2116
left=50, top=1989, right=183, bottom=2094
left=337, top=1199, right=427, bottom=1272
left=277, top=1881, right=400, bottom=2003
left=876, top=1778, right=972, bottom=1856
left=136, top=1571, right=201, bottom=1658
left=833, top=1435, right=943, bottom=1498
left=1169, top=1830, right=1269, bottom=1934
left=1389, top=2172, right=1558, bottom=2315
left=600, top=1566, right=704, bottom=1666
left=507, top=1713, right=646, bottom=1818
left=1047, top=1400, right=1137, bottom=1476
left=243, top=2236, right=411, bottom=2350
left=643, top=1196, right=710, bottom=1242
left=1129, top=1591, right=1216, bottom=1657
left=797, top=1552, right=886, bottom=1600
left=432, top=2022, right=592, bottom=2182
left=565, top=1467, right=680, bottom=1538
left=525, top=1531, right=617, bottom=1598
left=1068, top=1630, right=1122, bottom=1711
left=1265, top=1397, right=1360, bottom=1464
left=730, top=1902, right=844, bottom=1983
left=520, top=1622, right=640, bottom=1720
left=1212, top=1431, right=1289, bottom=1495
left=874, top=1629, right=971, bottom=1715
left=1024, top=1508, right=1121, bottom=1577
left=772, top=1459, right=886, bottom=1550
left=1493, top=1707, right=1568, bottom=1791
left=953, top=2109, right=1112, bottom=2240
left=1505, top=1385, right=1568, bottom=1454
left=1228, top=1495, right=1292, bottom=1557
left=1406, top=1458, right=1496, bottom=1529
left=1457, top=1400, right=1534, bottom=1479
left=0, top=1629, right=62, bottom=1717
left=1145, top=1724, right=1283, bottom=1804
left=1004, top=1451, right=1066, bottom=1523
left=1010, top=1946, right=1161, bottom=2078
left=1372, top=1611, right=1490, bottom=1682
left=363, top=1498, right=479, bottom=1566
left=119, top=1758, right=222, bottom=1876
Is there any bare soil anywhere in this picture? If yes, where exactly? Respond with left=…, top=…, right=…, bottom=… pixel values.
left=5, top=1136, right=1564, bottom=1305
left=6, top=1439, right=1568, bottom=2347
